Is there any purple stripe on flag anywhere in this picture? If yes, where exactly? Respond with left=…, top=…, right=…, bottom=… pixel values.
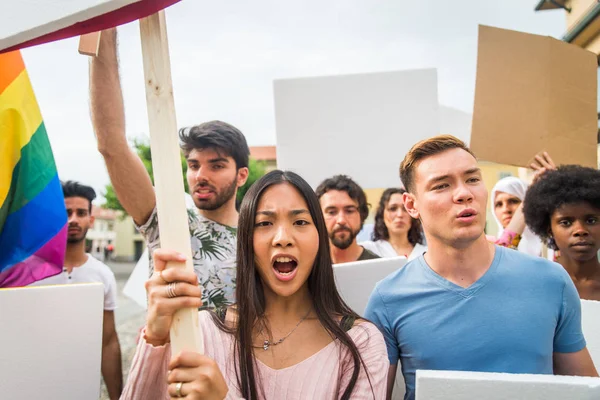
left=0, top=224, right=66, bottom=287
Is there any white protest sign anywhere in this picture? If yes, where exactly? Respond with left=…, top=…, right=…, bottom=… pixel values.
left=440, top=105, right=471, bottom=144
left=123, top=248, right=150, bottom=308
left=333, top=256, right=406, bottom=316
left=0, top=283, right=104, bottom=398
left=0, top=0, right=140, bottom=51
left=333, top=256, right=407, bottom=399
left=274, top=69, right=439, bottom=189
left=416, top=370, right=600, bottom=400
left=582, top=299, right=600, bottom=370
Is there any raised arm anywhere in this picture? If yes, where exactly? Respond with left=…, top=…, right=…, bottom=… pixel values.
left=495, top=151, right=557, bottom=248
left=89, top=28, right=156, bottom=225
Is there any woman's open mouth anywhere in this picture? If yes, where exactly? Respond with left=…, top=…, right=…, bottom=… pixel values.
left=272, top=256, right=299, bottom=282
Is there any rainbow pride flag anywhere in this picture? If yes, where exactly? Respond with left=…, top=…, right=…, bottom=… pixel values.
left=0, top=50, right=66, bottom=287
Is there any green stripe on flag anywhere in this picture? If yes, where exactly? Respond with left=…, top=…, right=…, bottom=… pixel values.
left=0, top=123, right=58, bottom=231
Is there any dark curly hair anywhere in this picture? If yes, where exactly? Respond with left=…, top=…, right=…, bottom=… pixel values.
left=179, top=120, right=250, bottom=169
left=523, top=165, right=600, bottom=249
left=315, top=175, right=370, bottom=223
left=371, top=188, right=423, bottom=245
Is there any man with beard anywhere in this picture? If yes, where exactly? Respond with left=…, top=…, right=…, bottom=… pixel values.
left=316, top=175, right=380, bottom=263
left=89, top=28, right=249, bottom=309
left=30, top=181, right=122, bottom=400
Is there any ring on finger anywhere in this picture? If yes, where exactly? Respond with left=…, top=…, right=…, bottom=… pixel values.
left=166, top=282, right=178, bottom=299
left=175, top=381, right=184, bottom=398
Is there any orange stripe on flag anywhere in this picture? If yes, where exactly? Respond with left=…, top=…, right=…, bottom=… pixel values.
left=0, top=51, right=25, bottom=95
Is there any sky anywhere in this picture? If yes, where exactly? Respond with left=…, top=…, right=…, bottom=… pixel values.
left=20, top=0, right=567, bottom=200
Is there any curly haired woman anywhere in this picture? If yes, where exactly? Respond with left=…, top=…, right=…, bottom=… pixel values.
left=524, top=165, right=600, bottom=301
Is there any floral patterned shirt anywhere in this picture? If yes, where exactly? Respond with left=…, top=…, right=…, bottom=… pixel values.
left=137, top=206, right=237, bottom=310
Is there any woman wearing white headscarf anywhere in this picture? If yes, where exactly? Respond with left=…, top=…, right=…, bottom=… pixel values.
left=488, top=176, right=543, bottom=256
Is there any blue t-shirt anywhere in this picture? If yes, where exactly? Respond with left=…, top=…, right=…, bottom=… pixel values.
left=364, top=245, right=586, bottom=400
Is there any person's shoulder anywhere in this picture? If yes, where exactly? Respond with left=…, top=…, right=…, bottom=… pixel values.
left=195, top=214, right=237, bottom=235
left=374, top=257, right=421, bottom=292
left=346, top=319, right=388, bottom=349
left=359, top=240, right=378, bottom=253
left=360, top=247, right=381, bottom=260
left=496, top=246, right=570, bottom=283
left=84, top=255, right=115, bottom=276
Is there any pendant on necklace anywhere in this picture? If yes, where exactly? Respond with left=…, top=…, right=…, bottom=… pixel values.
left=263, top=340, right=270, bottom=351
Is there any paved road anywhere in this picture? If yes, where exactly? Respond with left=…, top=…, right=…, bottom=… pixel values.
left=100, top=261, right=146, bottom=400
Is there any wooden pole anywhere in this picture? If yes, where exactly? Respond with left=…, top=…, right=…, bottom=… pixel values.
left=139, top=11, right=202, bottom=355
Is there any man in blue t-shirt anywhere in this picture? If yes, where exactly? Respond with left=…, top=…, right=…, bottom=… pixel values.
left=365, top=135, right=598, bottom=400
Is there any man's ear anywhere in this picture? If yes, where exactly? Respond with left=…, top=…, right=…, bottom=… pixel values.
left=403, top=192, right=420, bottom=220
left=237, top=167, right=249, bottom=188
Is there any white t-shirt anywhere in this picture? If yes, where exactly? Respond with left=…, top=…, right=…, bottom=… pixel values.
left=30, top=254, right=117, bottom=311
left=359, top=240, right=427, bottom=261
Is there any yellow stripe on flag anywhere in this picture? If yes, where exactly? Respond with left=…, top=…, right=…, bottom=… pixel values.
left=0, top=69, right=43, bottom=206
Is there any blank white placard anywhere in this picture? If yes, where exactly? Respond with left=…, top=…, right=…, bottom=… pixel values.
left=0, top=0, right=140, bottom=51
left=274, top=69, right=439, bottom=189
left=0, top=283, right=104, bottom=399
left=416, top=370, right=600, bottom=400
left=440, top=105, right=471, bottom=145
left=582, top=299, right=600, bottom=371
left=333, top=256, right=407, bottom=399
left=333, top=256, right=406, bottom=317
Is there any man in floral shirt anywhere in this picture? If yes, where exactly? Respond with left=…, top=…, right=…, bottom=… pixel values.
left=89, top=28, right=249, bottom=309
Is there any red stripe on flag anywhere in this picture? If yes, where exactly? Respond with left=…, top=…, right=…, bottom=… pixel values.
left=1, top=0, right=182, bottom=54
left=0, top=51, right=25, bottom=94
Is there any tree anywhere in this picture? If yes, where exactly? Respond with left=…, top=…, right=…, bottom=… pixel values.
left=103, top=137, right=267, bottom=213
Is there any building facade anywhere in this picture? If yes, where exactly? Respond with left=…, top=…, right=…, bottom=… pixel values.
left=114, top=212, right=145, bottom=262
left=87, top=205, right=117, bottom=262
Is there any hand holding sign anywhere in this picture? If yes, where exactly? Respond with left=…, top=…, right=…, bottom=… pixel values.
left=145, top=249, right=202, bottom=347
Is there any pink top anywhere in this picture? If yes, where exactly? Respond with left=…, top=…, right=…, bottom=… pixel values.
left=122, top=311, right=389, bottom=399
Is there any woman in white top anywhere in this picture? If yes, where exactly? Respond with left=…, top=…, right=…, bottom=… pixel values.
left=360, top=188, right=426, bottom=260
left=489, top=176, right=543, bottom=256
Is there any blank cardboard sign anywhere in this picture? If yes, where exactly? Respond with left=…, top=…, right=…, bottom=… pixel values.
left=415, top=370, right=600, bottom=400
left=582, top=299, right=600, bottom=371
left=0, top=284, right=104, bottom=398
left=470, top=25, right=598, bottom=168
left=274, top=69, right=439, bottom=189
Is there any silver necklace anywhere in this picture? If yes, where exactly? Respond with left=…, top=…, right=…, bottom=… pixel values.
left=254, top=309, right=312, bottom=351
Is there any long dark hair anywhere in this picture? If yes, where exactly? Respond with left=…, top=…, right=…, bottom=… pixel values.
left=212, top=170, right=372, bottom=399
left=372, top=188, right=423, bottom=245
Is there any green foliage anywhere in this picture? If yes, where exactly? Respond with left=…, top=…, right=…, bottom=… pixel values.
left=103, top=184, right=123, bottom=212
left=103, top=137, right=267, bottom=214
left=237, top=158, right=267, bottom=205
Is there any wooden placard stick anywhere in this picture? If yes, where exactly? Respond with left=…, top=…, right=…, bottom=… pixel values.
left=139, top=11, right=202, bottom=355
left=78, top=32, right=101, bottom=56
